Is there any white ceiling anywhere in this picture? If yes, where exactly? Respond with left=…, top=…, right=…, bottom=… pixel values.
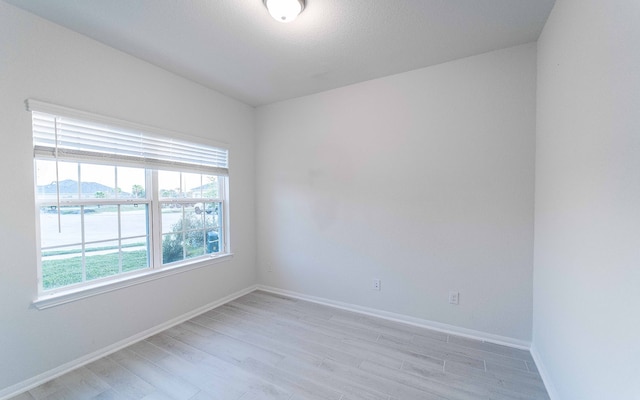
left=5, top=0, right=555, bottom=106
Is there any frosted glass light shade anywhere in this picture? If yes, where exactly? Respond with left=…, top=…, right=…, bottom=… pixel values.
left=263, top=0, right=305, bottom=23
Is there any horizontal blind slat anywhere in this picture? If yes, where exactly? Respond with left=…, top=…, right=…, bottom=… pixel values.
left=30, top=107, right=228, bottom=174
left=34, top=146, right=229, bottom=176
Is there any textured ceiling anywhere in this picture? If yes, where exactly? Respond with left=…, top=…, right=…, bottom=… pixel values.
left=5, top=0, right=555, bottom=106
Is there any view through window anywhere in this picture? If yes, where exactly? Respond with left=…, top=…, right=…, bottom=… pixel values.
left=36, top=163, right=227, bottom=291
left=31, top=101, right=229, bottom=293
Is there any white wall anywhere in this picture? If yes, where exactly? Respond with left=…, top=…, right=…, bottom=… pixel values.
left=0, top=2, right=256, bottom=391
left=533, top=0, right=640, bottom=398
left=255, top=44, right=537, bottom=341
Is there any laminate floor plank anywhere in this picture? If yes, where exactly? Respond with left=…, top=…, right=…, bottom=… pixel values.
left=446, top=336, right=533, bottom=362
left=340, top=335, right=445, bottom=373
left=53, top=367, right=111, bottom=399
left=376, top=335, right=498, bottom=371
left=108, top=348, right=200, bottom=400
left=360, top=360, right=495, bottom=400
left=27, top=378, right=67, bottom=400
left=189, top=314, right=324, bottom=367
left=8, top=393, right=35, bottom=400
left=330, top=313, right=448, bottom=344
left=196, top=311, right=365, bottom=369
left=276, top=356, right=389, bottom=400
left=91, top=389, right=122, bottom=399
left=85, top=357, right=157, bottom=399
left=246, top=292, right=336, bottom=321
left=230, top=298, right=380, bottom=345
left=239, top=358, right=342, bottom=400
left=220, top=302, right=386, bottom=364
left=444, top=360, right=548, bottom=397
left=147, top=333, right=291, bottom=400
left=484, top=362, right=545, bottom=386
left=215, top=304, right=398, bottom=369
left=410, top=335, right=530, bottom=371
left=318, top=358, right=447, bottom=400
left=301, top=314, right=382, bottom=342
left=127, top=339, right=248, bottom=399
left=167, top=322, right=284, bottom=366
left=525, top=361, right=539, bottom=374
left=10, top=291, right=549, bottom=400
left=234, top=297, right=309, bottom=323
left=398, top=361, right=545, bottom=400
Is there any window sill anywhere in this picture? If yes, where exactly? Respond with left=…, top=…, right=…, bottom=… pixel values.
left=32, top=253, right=233, bottom=310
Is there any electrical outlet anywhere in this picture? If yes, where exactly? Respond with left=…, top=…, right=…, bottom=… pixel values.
left=372, top=279, right=381, bottom=291
left=448, top=291, right=459, bottom=305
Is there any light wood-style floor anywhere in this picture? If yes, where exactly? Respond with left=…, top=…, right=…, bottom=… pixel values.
left=10, top=291, right=549, bottom=400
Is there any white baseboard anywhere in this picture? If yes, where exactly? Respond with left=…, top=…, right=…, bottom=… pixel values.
left=530, top=343, right=559, bottom=400
left=0, top=284, right=259, bottom=400
left=256, top=285, right=531, bottom=350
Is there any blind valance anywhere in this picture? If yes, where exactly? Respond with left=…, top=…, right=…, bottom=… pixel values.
left=27, top=99, right=229, bottom=176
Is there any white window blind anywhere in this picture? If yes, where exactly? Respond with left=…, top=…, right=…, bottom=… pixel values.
left=27, top=99, right=229, bottom=176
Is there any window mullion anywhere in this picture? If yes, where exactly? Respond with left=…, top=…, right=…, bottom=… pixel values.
left=181, top=201, right=186, bottom=261
left=220, top=177, right=228, bottom=253
left=80, top=205, right=86, bottom=282
left=118, top=204, right=123, bottom=275
left=149, top=170, right=162, bottom=269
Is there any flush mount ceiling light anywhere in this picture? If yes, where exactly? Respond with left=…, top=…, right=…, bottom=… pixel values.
left=263, top=0, right=305, bottom=23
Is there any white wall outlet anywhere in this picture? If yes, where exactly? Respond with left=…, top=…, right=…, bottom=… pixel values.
left=372, top=279, right=381, bottom=291
left=448, top=291, right=459, bottom=305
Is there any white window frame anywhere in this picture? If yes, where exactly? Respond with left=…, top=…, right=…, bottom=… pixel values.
left=29, top=100, right=232, bottom=309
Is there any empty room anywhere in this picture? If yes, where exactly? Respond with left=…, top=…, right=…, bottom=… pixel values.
left=0, top=0, right=638, bottom=399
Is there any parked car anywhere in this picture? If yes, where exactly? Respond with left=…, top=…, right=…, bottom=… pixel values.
left=193, top=203, right=218, bottom=215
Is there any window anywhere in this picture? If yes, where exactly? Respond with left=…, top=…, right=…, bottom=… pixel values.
left=29, top=100, right=230, bottom=298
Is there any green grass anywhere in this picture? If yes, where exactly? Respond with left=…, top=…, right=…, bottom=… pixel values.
left=42, top=250, right=148, bottom=290
left=42, top=242, right=146, bottom=257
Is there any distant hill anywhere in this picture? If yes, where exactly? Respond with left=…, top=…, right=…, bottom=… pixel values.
left=37, top=179, right=130, bottom=197
left=189, top=182, right=217, bottom=191
left=189, top=182, right=218, bottom=196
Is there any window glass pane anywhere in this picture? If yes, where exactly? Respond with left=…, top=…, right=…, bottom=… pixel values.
left=185, top=229, right=205, bottom=259
left=121, top=237, right=149, bottom=272
left=206, top=228, right=220, bottom=254
left=35, top=160, right=79, bottom=200
left=83, top=206, right=118, bottom=243
left=120, top=204, right=149, bottom=238
left=117, top=167, right=146, bottom=199
left=204, top=202, right=220, bottom=229
left=40, top=206, right=82, bottom=248
left=184, top=205, right=204, bottom=231
left=159, top=170, right=181, bottom=198
left=162, top=233, right=184, bottom=264
left=41, top=245, right=83, bottom=290
left=85, top=240, right=120, bottom=281
left=182, top=173, right=202, bottom=198
left=80, top=164, right=116, bottom=199
left=161, top=204, right=184, bottom=234
left=203, top=175, right=219, bottom=198
left=35, top=160, right=56, bottom=200
left=163, top=206, right=204, bottom=232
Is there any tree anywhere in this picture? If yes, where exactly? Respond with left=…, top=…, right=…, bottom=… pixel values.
left=95, top=191, right=106, bottom=199
left=131, top=184, right=145, bottom=198
left=203, top=176, right=219, bottom=198
left=160, top=188, right=178, bottom=198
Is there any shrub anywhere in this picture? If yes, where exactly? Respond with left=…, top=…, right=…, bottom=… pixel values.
left=162, top=213, right=205, bottom=264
